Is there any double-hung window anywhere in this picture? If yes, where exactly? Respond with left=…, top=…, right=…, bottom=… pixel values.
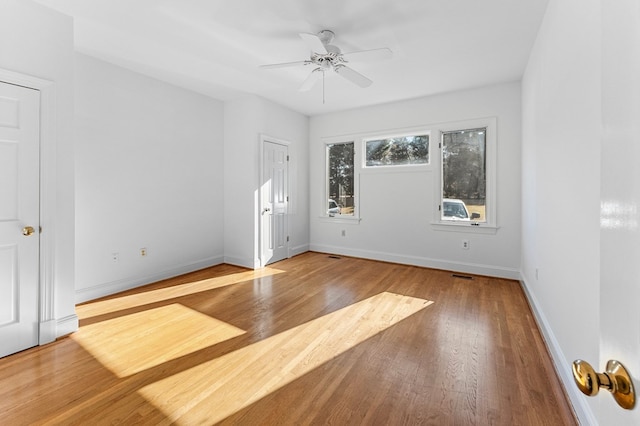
left=436, top=118, right=497, bottom=231
left=326, top=141, right=355, bottom=217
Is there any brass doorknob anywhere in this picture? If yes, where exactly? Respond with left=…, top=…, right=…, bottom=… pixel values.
left=572, top=359, right=635, bottom=409
left=22, top=226, right=35, bottom=236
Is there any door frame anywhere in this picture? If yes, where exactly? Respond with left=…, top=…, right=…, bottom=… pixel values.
left=259, top=134, right=290, bottom=268
left=0, top=68, right=57, bottom=345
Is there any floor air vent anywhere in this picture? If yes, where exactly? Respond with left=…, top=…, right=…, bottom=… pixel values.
left=328, top=255, right=342, bottom=259
left=452, top=274, right=474, bottom=280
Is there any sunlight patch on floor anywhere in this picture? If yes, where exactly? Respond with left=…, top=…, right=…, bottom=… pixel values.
left=72, top=303, right=246, bottom=377
left=76, top=268, right=285, bottom=320
left=138, top=292, right=433, bottom=424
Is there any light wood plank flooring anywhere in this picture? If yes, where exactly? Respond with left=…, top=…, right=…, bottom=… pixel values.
left=0, top=252, right=577, bottom=425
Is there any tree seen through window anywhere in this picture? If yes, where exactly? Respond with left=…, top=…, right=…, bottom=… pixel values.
left=441, top=128, right=486, bottom=222
left=365, top=134, right=429, bottom=167
left=327, top=142, right=354, bottom=216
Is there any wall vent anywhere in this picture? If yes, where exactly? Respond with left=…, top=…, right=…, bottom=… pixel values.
left=452, top=274, right=474, bottom=280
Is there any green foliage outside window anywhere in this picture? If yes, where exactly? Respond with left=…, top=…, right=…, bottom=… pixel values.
left=327, top=142, right=354, bottom=215
left=365, top=135, right=429, bottom=167
left=442, top=128, right=487, bottom=221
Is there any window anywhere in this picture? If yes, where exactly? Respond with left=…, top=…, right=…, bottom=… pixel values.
left=437, top=118, right=496, bottom=231
left=320, top=118, right=495, bottom=229
left=364, top=133, right=429, bottom=167
left=326, top=142, right=355, bottom=217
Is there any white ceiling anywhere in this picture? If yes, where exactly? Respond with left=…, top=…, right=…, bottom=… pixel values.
left=34, top=0, right=549, bottom=116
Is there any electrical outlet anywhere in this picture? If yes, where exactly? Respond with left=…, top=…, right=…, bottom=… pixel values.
left=140, top=247, right=147, bottom=257
left=461, top=240, right=469, bottom=250
left=112, top=252, right=119, bottom=262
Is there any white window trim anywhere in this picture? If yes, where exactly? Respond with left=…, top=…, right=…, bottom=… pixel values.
left=432, top=117, right=498, bottom=233
left=318, top=215, right=362, bottom=224
left=321, top=136, right=360, bottom=221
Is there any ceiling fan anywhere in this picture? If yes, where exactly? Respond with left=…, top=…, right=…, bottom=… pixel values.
left=261, top=30, right=392, bottom=98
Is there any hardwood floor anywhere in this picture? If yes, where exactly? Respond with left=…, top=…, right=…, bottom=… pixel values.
left=0, top=252, right=577, bottom=425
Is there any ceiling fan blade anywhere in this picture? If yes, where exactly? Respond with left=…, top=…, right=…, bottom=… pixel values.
left=299, top=32, right=328, bottom=54
left=342, top=48, right=393, bottom=62
left=334, top=65, right=373, bottom=88
left=299, top=69, right=323, bottom=92
left=260, top=60, right=312, bottom=69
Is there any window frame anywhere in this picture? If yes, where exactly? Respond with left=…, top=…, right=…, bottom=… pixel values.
left=322, top=137, right=360, bottom=222
left=433, top=117, right=498, bottom=233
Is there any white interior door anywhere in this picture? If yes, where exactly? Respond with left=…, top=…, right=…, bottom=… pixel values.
left=599, top=0, right=640, bottom=422
left=261, top=140, right=288, bottom=266
left=0, top=81, right=40, bottom=358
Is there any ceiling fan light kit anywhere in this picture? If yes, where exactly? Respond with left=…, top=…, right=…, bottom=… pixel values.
left=261, top=29, right=392, bottom=103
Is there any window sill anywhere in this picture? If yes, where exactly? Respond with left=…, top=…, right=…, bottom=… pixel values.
left=431, top=222, right=499, bottom=235
left=319, top=216, right=362, bottom=224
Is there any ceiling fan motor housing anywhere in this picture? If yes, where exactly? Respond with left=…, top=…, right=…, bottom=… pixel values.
left=311, top=49, right=343, bottom=68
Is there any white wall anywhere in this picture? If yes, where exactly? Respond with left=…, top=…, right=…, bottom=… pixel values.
left=74, top=54, right=225, bottom=302
left=309, top=82, right=522, bottom=278
left=223, top=96, right=260, bottom=268
left=224, top=95, right=309, bottom=268
left=0, top=0, right=76, bottom=337
left=521, top=0, right=601, bottom=423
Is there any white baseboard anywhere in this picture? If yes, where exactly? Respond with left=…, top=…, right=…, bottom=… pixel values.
left=75, top=256, right=224, bottom=303
left=55, top=314, right=79, bottom=339
left=519, top=273, right=596, bottom=426
left=224, top=244, right=310, bottom=270
left=289, top=243, right=310, bottom=258
left=39, top=319, right=57, bottom=344
left=308, top=244, right=520, bottom=279
left=223, top=255, right=255, bottom=269
left=39, top=315, right=79, bottom=344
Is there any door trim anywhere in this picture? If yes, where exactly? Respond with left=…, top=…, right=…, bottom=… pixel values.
left=259, top=134, right=290, bottom=268
left=0, top=68, right=58, bottom=345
